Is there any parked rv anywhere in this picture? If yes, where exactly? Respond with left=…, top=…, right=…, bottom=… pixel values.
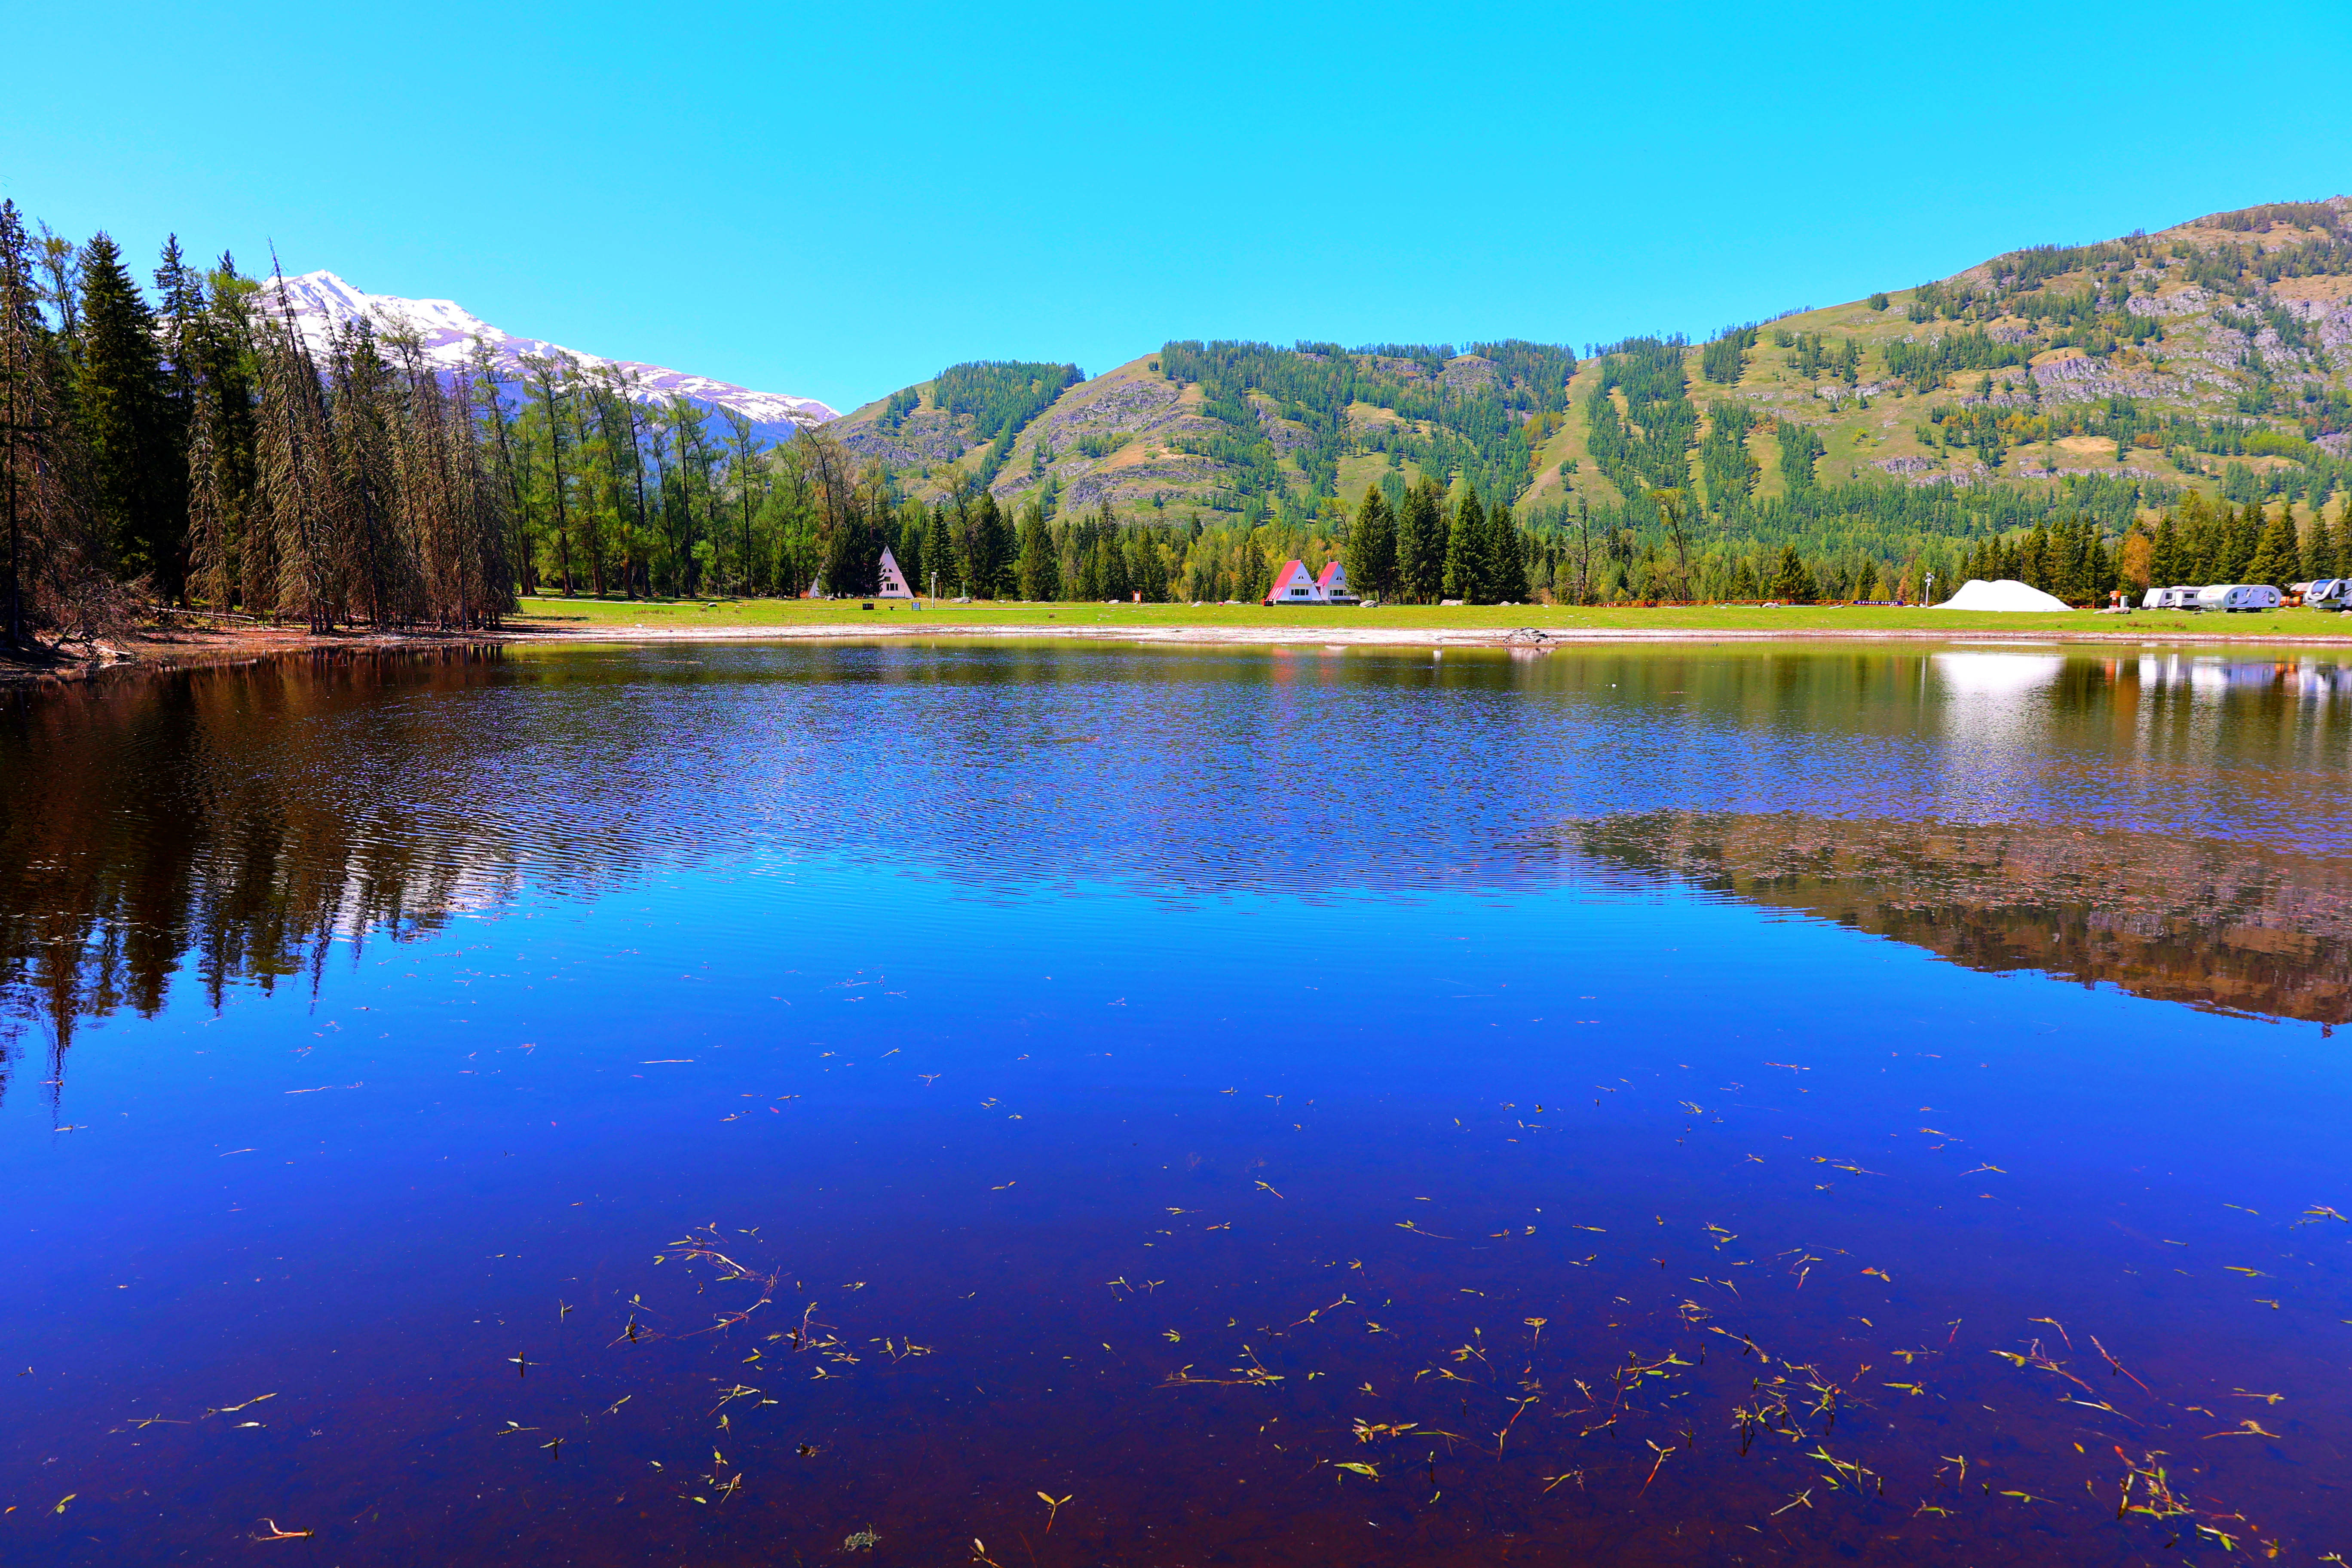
left=2194, top=584, right=2283, bottom=613
left=2301, top=578, right=2350, bottom=611
left=2142, top=585, right=2201, bottom=610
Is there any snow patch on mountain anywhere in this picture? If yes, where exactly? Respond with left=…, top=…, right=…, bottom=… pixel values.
left=252, top=271, right=836, bottom=440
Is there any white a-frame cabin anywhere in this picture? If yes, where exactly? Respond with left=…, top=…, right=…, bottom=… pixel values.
left=1265, top=559, right=1324, bottom=605
left=878, top=547, right=915, bottom=599
left=1316, top=560, right=1360, bottom=604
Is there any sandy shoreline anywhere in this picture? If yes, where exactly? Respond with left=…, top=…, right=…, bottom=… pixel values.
left=11, top=616, right=2352, bottom=687
left=508, top=620, right=2352, bottom=650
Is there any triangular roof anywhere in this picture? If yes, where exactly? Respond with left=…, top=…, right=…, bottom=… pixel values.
left=1316, top=560, right=1348, bottom=588
left=878, top=546, right=913, bottom=596
left=1265, top=560, right=1320, bottom=604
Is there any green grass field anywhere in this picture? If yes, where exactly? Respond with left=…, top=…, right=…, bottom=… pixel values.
left=511, top=595, right=2352, bottom=641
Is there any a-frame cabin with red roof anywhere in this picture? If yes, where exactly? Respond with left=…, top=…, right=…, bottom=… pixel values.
left=1264, top=559, right=1323, bottom=606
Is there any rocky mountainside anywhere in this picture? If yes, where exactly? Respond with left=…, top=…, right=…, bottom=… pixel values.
left=832, top=196, right=2352, bottom=533
left=1522, top=195, right=2352, bottom=519
left=254, top=271, right=836, bottom=441
left=831, top=344, right=1572, bottom=527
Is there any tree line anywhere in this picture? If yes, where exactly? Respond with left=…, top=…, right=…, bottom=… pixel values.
left=2, top=203, right=509, bottom=649
left=1340, top=479, right=1530, bottom=604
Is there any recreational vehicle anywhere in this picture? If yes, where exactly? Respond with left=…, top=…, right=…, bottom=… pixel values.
left=2300, top=579, right=2350, bottom=610
left=2194, top=584, right=2282, bottom=613
left=2142, top=585, right=2202, bottom=610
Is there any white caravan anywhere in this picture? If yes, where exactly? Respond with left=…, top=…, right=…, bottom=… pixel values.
left=2194, top=584, right=2283, bottom=613
left=2141, top=585, right=2201, bottom=610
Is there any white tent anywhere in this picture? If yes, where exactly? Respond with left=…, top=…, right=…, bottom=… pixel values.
left=1933, top=578, right=2070, bottom=612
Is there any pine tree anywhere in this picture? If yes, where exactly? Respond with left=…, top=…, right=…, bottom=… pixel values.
left=1444, top=488, right=1487, bottom=602
left=185, top=256, right=257, bottom=609
left=1345, top=486, right=1396, bottom=601
left=919, top=505, right=953, bottom=597
left=2016, top=527, right=2049, bottom=591
left=2245, top=501, right=2302, bottom=588
left=75, top=232, right=178, bottom=594
left=383, top=330, right=508, bottom=628
left=251, top=280, right=337, bottom=631
left=1488, top=498, right=1528, bottom=602
left=2, top=200, right=108, bottom=646
left=1094, top=530, right=1130, bottom=600
left=1016, top=505, right=1058, bottom=600
left=2148, top=514, right=2181, bottom=588
left=1396, top=478, right=1446, bottom=603
left=328, top=320, right=413, bottom=626
left=185, top=380, right=230, bottom=609
left=968, top=493, right=1013, bottom=598
left=152, top=237, right=200, bottom=588
left=1769, top=542, right=1813, bottom=603
left=1131, top=527, right=1169, bottom=602
left=2303, top=510, right=2335, bottom=585
left=2213, top=503, right=2259, bottom=582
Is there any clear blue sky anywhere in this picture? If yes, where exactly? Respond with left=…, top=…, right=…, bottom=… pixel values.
left=5, top=1, right=2348, bottom=413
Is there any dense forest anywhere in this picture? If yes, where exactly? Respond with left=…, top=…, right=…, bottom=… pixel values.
left=15, top=193, right=2352, bottom=650
left=2, top=205, right=511, bottom=647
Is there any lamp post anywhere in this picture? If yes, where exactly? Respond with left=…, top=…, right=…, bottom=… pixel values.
left=1924, top=572, right=1935, bottom=607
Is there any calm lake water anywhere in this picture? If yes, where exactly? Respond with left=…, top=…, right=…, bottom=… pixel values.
left=3, top=640, right=2349, bottom=1565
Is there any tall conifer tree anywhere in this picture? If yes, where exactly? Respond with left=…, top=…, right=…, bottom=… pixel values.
left=920, top=505, right=953, bottom=597
left=1488, top=498, right=1528, bottom=602
left=1444, top=488, right=1486, bottom=602
left=1769, top=542, right=1814, bottom=603
left=1, top=201, right=107, bottom=646
left=1016, top=505, right=1057, bottom=600
left=2213, top=503, right=2259, bottom=582
left=2245, top=502, right=2303, bottom=589
left=1396, top=479, right=1445, bottom=603
left=75, top=233, right=178, bottom=593
left=2303, top=510, right=2336, bottom=586
left=2147, top=514, right=2180, bottom=588
left=1345, top=487, right=1396, bottom=601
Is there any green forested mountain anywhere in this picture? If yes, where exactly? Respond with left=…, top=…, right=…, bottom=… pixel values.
left=824, top=194, right=2352, bottom=605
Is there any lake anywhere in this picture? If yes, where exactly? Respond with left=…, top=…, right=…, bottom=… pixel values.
left=3, top=640, right=2348, bottom=1565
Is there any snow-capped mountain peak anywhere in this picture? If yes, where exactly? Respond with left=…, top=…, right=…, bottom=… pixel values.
left=252, top=270, right=836, bottom=439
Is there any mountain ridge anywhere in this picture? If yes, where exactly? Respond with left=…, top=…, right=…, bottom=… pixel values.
left=254, top=270, right=838, bottom=441
left=828, top=195, right=2352, bottom=544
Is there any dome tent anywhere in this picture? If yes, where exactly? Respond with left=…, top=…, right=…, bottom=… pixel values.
left=1933, top=578, right=2070, bottom=612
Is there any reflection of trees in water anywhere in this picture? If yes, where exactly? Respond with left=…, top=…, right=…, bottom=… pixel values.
left=9, top=640, right=2350, bottom=1105
left=1573, top=811, right=2352, bottom=1023
left=0, top=649, right=539, bottom=1103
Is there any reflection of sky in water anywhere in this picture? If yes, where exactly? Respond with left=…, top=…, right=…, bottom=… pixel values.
left=3, top=643, right=2352, bottom=1565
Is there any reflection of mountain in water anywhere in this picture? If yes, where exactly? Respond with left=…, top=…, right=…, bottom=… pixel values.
left=1574, top=811, right=2352, bottom=1023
